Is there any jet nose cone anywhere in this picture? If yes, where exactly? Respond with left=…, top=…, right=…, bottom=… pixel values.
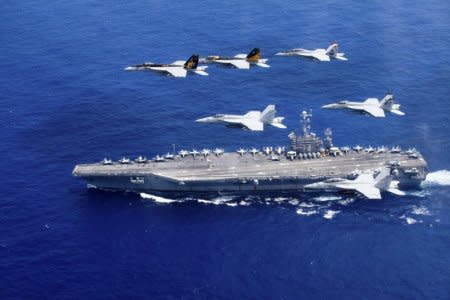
left=124, top=66, right=135, bottom=71
left=196, top=117, right=209, bottom=123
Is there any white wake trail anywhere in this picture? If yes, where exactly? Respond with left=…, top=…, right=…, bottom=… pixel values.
left=422, top=170, right=450, bottom=187
left=140, top=193, right=181, bottom=203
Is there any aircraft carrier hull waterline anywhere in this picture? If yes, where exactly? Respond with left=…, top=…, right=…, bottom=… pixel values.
left=72, top=112, right=428, bottom=198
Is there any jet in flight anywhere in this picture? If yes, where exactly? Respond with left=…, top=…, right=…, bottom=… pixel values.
left=304, top=168, right=404, bottom=200
left=322, top=93, right=405, bottom=118
left=276, top=42, right=347, bottom=61
left=124, top=54, right=208, bottom=77
left=196, top=105, right=286, bottom=131
left=200, top=48, right=270, bottom=69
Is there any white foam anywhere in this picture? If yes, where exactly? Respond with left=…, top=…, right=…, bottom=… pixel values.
left=273, top=197, right=289, bottom=202
left=406, top=190, right=431, bottom=198
left=313, top=196, right=342, bottom=202
left=296, top=208, right=318, bottom=216
left=140, top=193, right=180, bottom=203
left=400, top=215, right=422, bottom=225
left=405, top=217, right=417, bottom=225
left=423, top=170, right=450, bottom=187
left=244, top=196, right=259, bottom=202
left=226, top=202, right=238, bottom=207
left=411, top=206, right=431, bottom=216
left=298, top=202, right=317, bottom=208
left=338, top=198, right=355, bottom=206
left=197, top=195, right=236, bottom=205
left=239, top=200, right=251, bottom=206
left=213, top=195, right=236, bottom=202
left=288, top=199, right=299, bottom=205
left=323, top=210, right=340, bottom=219
left=197, top=199, right=224, bottom=205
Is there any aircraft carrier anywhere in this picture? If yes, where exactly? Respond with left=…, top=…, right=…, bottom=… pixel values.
left=72, top=111, right=428, bottom=197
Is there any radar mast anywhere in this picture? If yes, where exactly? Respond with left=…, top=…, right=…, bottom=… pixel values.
left=301, top=110, right=312, bottom=137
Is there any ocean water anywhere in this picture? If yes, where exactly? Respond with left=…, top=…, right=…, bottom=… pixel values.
left=1, top=0, right=450, bottom=299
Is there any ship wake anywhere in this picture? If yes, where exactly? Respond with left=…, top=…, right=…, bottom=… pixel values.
left=140, top=193, right=183, bottom=203
left=422, top=170, right=450, bottom=187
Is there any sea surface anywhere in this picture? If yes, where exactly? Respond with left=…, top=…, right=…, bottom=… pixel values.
left=1, top=0, right=449, bottom=299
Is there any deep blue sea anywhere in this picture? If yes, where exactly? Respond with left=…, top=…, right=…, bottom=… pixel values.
left=1, top=0, right=450, bottom=299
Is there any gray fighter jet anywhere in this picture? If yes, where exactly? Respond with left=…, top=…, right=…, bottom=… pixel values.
left=322, top=93, right=405, bottom=118
left=276, top=43, right=347, bottom=61
left=196, top=105, right=286, bottom=131
left=124, top=54, right=208, bottom=77
left=200, top=48, right=269, bottom=69
left=304, top=168, right=405, bottom=199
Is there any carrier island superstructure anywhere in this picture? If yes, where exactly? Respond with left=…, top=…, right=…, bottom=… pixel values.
left=72, top=111, right=428, bottom=198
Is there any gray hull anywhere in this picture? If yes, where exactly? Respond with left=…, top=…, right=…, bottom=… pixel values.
left=73, top=150, right=427, bottom=196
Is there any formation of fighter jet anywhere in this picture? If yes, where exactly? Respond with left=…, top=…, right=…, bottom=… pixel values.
left=196, top=105, right=286, bottom=131
left=200, top=48, right=270, bottom=69
left=124, top=54, right=208, bottom=78
left=322, top=93, right=405, bottom=118
left=123, top=44, right=345, bottom=77
left=276, top=42, right=347, bottom=62
left=304, top=168, right=405, bottom=200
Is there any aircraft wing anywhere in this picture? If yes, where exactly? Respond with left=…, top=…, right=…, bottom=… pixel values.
left=243, top=111, right=261, bottom=119
left=164, top=67, right=188, bottom=78
left=240, top=119, right=264, bottom=131
left=336, top=184, right=382, bottom=199
left=346, top=105, right=366, bottom=111
left=221, top=117, right=264, bottom=131
left=311, top=53, right=331, bottom=61
left=364, top=98, right=380, bottom=105
left=346, top=104, right=385, bottom=117
left=216, top=59, right=250, bottom=69
left=363, top=106, right=385, bottom=117
left=354, top=186, right=382, bottom=199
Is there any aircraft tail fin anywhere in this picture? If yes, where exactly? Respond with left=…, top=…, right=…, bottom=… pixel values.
left=246, top=48, right=261, bottom=61
left=260, top=105, right=277, bottom=123
left=374, top=168, right=393, bottom=190
left=380, top=93, right=404, bottom=115
left=184, top=54, right=199, bottom=69
left=325, top=43, right=339, bottom=57
left=380, top=93, right=394, bottom=108
left=270, top=117, right=286, bottom=129
left=375, top=168, right=406, bottom=196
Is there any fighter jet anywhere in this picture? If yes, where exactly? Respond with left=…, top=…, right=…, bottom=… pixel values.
left=322, top=93, right=405, bottom=118
left=276, top=42, right=347, bottom=61
left=124, top=54, right=208, bottom=78
left=200, top=48, right=270, bottom=69
left=304, top=168, right=404, bottom=200
left=196, top=105, right=286, bottom=131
